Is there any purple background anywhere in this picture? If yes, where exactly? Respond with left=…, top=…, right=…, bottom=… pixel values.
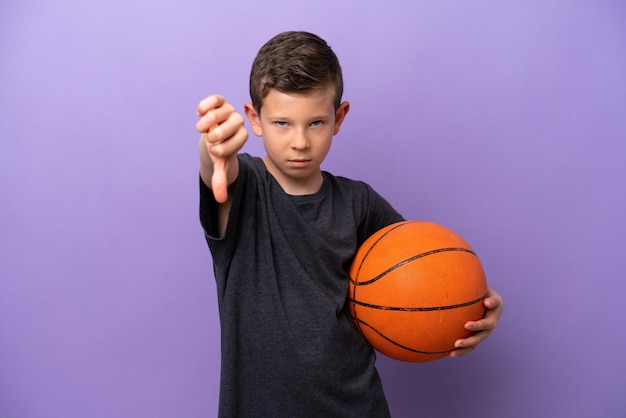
left=1, top=1, right=625, bottom=417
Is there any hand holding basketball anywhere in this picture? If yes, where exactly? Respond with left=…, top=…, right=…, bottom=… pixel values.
left=349, top=220, right=491, bottom=362
left=450, top=288, right=503, bottom=358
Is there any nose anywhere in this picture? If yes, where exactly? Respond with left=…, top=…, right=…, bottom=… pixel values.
left=291, top=129, right=310, bottom=150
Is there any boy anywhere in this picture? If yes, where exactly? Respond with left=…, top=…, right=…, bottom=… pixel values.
left=196, top=31, right=503, bottom=417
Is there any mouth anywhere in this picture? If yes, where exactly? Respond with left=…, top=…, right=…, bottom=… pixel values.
left=288, top=158, right=312, bottom=168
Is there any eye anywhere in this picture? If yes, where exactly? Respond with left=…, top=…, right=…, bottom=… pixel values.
left=310, top=120, right=324, bottom=127
left=275, top=121, right=288, bottom=127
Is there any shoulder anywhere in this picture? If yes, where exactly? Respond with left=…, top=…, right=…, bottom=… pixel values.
left=324, top=171, right=380, bottom=200
left=323, top=171, right=399, bottom=216
left=237, top=153, right=259, bottom=170
left=323, top=171, right=404, bottom=240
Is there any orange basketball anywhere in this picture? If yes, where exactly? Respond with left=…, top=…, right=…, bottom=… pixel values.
left=349, top=220, right=488, bottom=362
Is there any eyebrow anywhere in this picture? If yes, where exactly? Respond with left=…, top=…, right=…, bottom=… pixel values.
left=266, top=115, right=330, bottom=121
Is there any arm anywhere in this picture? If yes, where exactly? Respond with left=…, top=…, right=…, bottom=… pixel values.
left=196, top=95, right=248, bottom=235
left=450, top=287, right=504, bottom=358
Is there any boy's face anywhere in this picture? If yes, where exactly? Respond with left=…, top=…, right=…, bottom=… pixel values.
left=245, top=87, right=349, bottom=195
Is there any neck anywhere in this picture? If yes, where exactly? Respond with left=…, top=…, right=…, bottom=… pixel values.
left=262, top=156, right=323, bottom=196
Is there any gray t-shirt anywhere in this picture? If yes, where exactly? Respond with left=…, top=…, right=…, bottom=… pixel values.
left=200, top=154, right=404, bottom=417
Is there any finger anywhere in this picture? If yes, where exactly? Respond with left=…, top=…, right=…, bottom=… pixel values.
left=484, top=295, right=503, bottom=311
left=196, top=94, right=225, bottom=117
left=464, top=313, right=497, bottom=333
left=215, top=125, right=248, bottom=154
left=484, top=287, right=504, bottom=310
left=449, top=345, right=477, bottom=358
left=211, top=157, right=228, bottom=203
left=455, top=329, right=492, bottom=349
left=462, top=295, right=502, bottom=332
left=196, top=103, right=237, bottom=134
left=197, top=104, right=241, bottom=138
left=204, top=112, right=246, bottom=146
left=450, top=329, right=492, bottom=359
left=484, top=297, right=497, bottom=310
left=207, top=124, right=247, bottom=203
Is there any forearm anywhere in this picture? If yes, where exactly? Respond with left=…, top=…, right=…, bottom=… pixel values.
left=198, top=135, right=214, bottom=187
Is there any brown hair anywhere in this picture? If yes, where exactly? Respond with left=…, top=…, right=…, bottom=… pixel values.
left=249, top=31, right=344, bottom=114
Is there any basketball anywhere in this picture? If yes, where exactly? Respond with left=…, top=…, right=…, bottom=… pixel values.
left=349, top=220, right=488, bottom=362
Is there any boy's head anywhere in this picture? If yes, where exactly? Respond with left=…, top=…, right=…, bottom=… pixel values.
left=249, top=31, right=344, bottom=115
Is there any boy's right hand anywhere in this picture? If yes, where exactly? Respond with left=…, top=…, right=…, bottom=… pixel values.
left=196, top=95, right=248, bottom=203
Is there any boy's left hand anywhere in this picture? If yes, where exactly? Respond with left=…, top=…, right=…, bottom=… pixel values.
left=450, top=287, right=504, bottom=358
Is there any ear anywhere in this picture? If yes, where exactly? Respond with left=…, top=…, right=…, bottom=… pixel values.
left=333, top=101, right=350, bottom=135
left=244, top=102, right=263, bottom=137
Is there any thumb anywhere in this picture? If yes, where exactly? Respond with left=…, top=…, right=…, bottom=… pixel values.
left=211, top=157, right=228, bottom=203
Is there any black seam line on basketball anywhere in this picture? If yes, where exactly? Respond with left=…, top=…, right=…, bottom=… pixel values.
left=349, top=293, right=487, bottom=312
left=351, top=221, right=417, bottom=327
left=353, top=221, right=414, bottom=284
left=350, top=247, right=477, bottom=286
left=355, top=318, right=452, bottom=355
